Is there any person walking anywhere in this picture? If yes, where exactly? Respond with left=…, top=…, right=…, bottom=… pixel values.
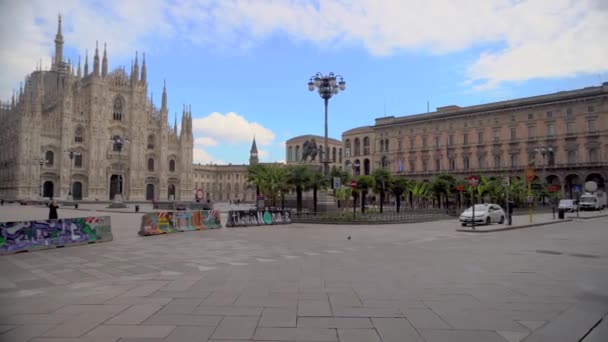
left=48, top=197, right=59, bottom=220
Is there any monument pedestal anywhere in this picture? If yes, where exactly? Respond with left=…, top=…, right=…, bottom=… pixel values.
left=108, top=194, right=128, bottom=208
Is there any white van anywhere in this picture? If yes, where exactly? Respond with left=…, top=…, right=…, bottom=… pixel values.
left=579, top=193, right=601, bottom=211
left=558, top=199, right=578, bottom=212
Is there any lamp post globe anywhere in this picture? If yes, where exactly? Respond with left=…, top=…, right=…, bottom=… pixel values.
left=307, top=72, right=346, bottom=175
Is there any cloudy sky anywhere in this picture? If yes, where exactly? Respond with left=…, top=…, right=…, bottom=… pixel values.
left=1, top=0, right=607, bottom=164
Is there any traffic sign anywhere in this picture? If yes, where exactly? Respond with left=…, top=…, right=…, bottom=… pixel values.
left=455, top=184, right=465, bottom=192
left=350, top=180, right=358, bottom=189
left=572, top=185, right=583, bottom=192
left=530, top=183, right=542, bottom=190
left=548, top=185, right=558, bottom=193
left=527, top=195, right=534, bottom=203
left=195, top=189, right=204, bottom=200
left=467, top=175, right=480, bottom=187
left=503, top=176, right=511, bottom=186
left=333, top=177, right=341, bottom=189
left=525, top=168, right=535, bottom=182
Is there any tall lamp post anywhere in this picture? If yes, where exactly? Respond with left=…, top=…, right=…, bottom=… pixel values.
left=65, top=150, right=81, bottom=201
left=308, top=72, right=346, bottom=175
left=534, top=146, right=555, bottom=208
left=110, top=136, right=129, bottom=206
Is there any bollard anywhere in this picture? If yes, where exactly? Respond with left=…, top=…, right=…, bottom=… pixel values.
left=74, top=203, right=78, bottom=209
left=135, top=205, right=139, bottom=212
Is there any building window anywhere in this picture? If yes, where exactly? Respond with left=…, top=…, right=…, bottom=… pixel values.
left=463, top=133, right=468, bottom=145
left=422, top=136, right=428, bottom=148
left=379, top=139, right=384, bottom=153
left=332, top=147, right=336, bottom=162
left=45, top=151, right=54, bottom=166
left=494, top=155, right=501, bottom=168
left=385, top=139, right=389, bottom=152
left=589, top=149, right=598, bottom=162
left=511, top=154, right=518, bottom=167
left=235, top=183, right=239, bottom=191
left=510, top=127, right=516, bottom=141
left=567, top=122, right=575, bottom=134
left=463, top=157, right=469, bottom=170
left=528, top=126, right=536, bottom=139
left=588, top=105, right=595, bottom=112
left=113, top=97, right=124, bottom=121
left=409, top=161, right=415, bottom=172
left=288, top=146, right=293, bottom=161
left=566, top=108, right=573, bottom=116
left=528, top=113, right=534, bottom=120
left=449, top=159, right=455, bottom=170
left=410, top=138, right=415, bottom=150
left=435, top=159, right=440, bottom=171
left=147, top=158, right=154, bottom=171
left=567, top=150, right=576, bottom=163
left=227, top=183, right=231, bottom=191
left=354, top=138, right=361, bottom=156
left=478, top=131, right=483, bottom=144
left=448, top=135, right=454, bottom=146
left=147, top=135, right=155, bottom=149
left=398, top=139, right=403, bottom=151
left=546, top=111, right=553, bottom=118
left=169, top=159, right=175, bottom=172
left=74, top=154, right=83, bottom=168
left=345, top=140, right=351, bottom=157
left=422, top=160, right=428, bottom=172
left=547, top=123, right=555, bottom=136
left=434, top=136, right=440, bottom=148
left=588, top=119, right=597, bottom=132
left=363, top=137, right=370, bottom=155
left=493, top=129, right=500, bottom=142
left=75, top=126, right=84, bottom=143
left=478, top=156, right=485, bottom=168
left=296, top=146, right=301, bottom=160
left=339, top=149, right=342, bottom=163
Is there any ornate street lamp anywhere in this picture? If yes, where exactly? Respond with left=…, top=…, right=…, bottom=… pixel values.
left=65, top=150, right=81, bottom=201
left=308, top=72, right=346, bottom=175
left=110, top=136, right=129, bottom=205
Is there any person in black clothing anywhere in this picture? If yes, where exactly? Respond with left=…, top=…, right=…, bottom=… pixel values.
left=48, top=197, right=59, bottom=220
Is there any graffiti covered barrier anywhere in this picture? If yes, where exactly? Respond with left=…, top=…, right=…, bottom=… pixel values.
left=0, top=216, right=113, bottom=255
left=226, top=209, right=292, bottom=227
left=139, top=210, right=221, bottom=236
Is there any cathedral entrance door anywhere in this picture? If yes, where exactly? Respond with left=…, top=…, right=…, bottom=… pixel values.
left=110, top=175, right=123, bottom=200
left=43, top=181, right=54, bottom=198
left=73, top=182, right=83, bottom=200
left=146, top=184, right=155, bottom=200
left=168, top=184, right=176, bottom=200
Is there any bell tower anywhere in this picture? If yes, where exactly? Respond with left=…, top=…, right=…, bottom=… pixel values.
left=249, top=137, right=259, bottom=165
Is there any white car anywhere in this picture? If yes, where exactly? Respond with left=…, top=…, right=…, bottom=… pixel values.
left=460, top=204, right=505, bottom=226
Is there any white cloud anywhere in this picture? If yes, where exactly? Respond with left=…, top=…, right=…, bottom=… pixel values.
left=194, top=136, right=218, bottom=146
left=192, top=112, right=275, bottom=145
left=193, top=147, right=225, bottom=165
left=2, top=0, right=607, bottom=98
left=258, top=150, right=269, bottom=159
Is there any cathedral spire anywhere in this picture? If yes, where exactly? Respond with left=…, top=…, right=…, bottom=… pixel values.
left=132, top=51, right=139, bottom=84
left=140, top=52, right=147, bottom=85
left=93, top=41, right=100, bottom=77
left=174, top=113, right=178, bottom=134
left=161, top=79, right=167, bottom=112
left=84, top=50, right=89, bottom=76
left=77, top=55, right=81, bottom=78
left=101, top=43, right=108, bottom=77
left=54, top=14, right=64, bottom=70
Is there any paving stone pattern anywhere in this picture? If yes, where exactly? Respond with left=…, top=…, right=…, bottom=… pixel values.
left=1, top=204, right=608, bottom=341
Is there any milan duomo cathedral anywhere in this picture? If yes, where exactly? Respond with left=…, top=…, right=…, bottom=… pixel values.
left=0, top=15, right=194, bottom=201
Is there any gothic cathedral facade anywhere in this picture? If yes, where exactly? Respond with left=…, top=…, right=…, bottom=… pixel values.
left=0, top=16, right=194, bottom=201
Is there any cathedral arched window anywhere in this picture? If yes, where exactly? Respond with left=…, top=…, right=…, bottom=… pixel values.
left=45, top=151, right=54, bottom=166
left=74, top=126, right=84, bottom=143
left=148, top=158, right=154, bottom=171
left=147, top=135, right=155, bottom=149
left=75, top=154, right=83, bottom=168
left=354, top=138, right=361, bottom=156
left=169, top=159, right=175, bottom=172
left=113, top=96, right=124, bottom=121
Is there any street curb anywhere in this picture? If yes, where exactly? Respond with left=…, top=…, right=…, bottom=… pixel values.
left=569, top=213, right=608, bottom=220
left=456, top=219, right=573, bottom=233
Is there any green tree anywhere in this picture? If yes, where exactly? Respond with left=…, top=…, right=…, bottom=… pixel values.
left=357, top=175, right=375, bottom=214
left=286, top=164, right=313, bottom=213
left=247, top=164, right=288, bottom=207
left=371, top=168, right=392, bottom=213
left=431, top=174, right=456, bottom=209
left=390, top=177, right=412, bottom=212
left=308, top=169, right=329, bottom=213
left=411, top=181, right=431, bottom=208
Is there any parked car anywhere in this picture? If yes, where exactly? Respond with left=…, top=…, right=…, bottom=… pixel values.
left=460, top=204, right=505, bottom=226
left=558, top=199, right=578, bottom=212
left=579, top=193, right=601, bottom=211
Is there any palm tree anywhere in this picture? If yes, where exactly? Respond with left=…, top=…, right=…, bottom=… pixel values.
left=247, top=164, right=288, bottom=207
left=411, top=181, right=431, bottom=208
left=390, top=176, right=411, bottom=212
left=371, top=168, right=392, bottom=213
left=286, top=164, right=312, bottom=213
left=357, top=175, right=375, bottom=214
left=431, top=174, right=456, bottom=209
left=308, top=169, right=328, bottom=213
